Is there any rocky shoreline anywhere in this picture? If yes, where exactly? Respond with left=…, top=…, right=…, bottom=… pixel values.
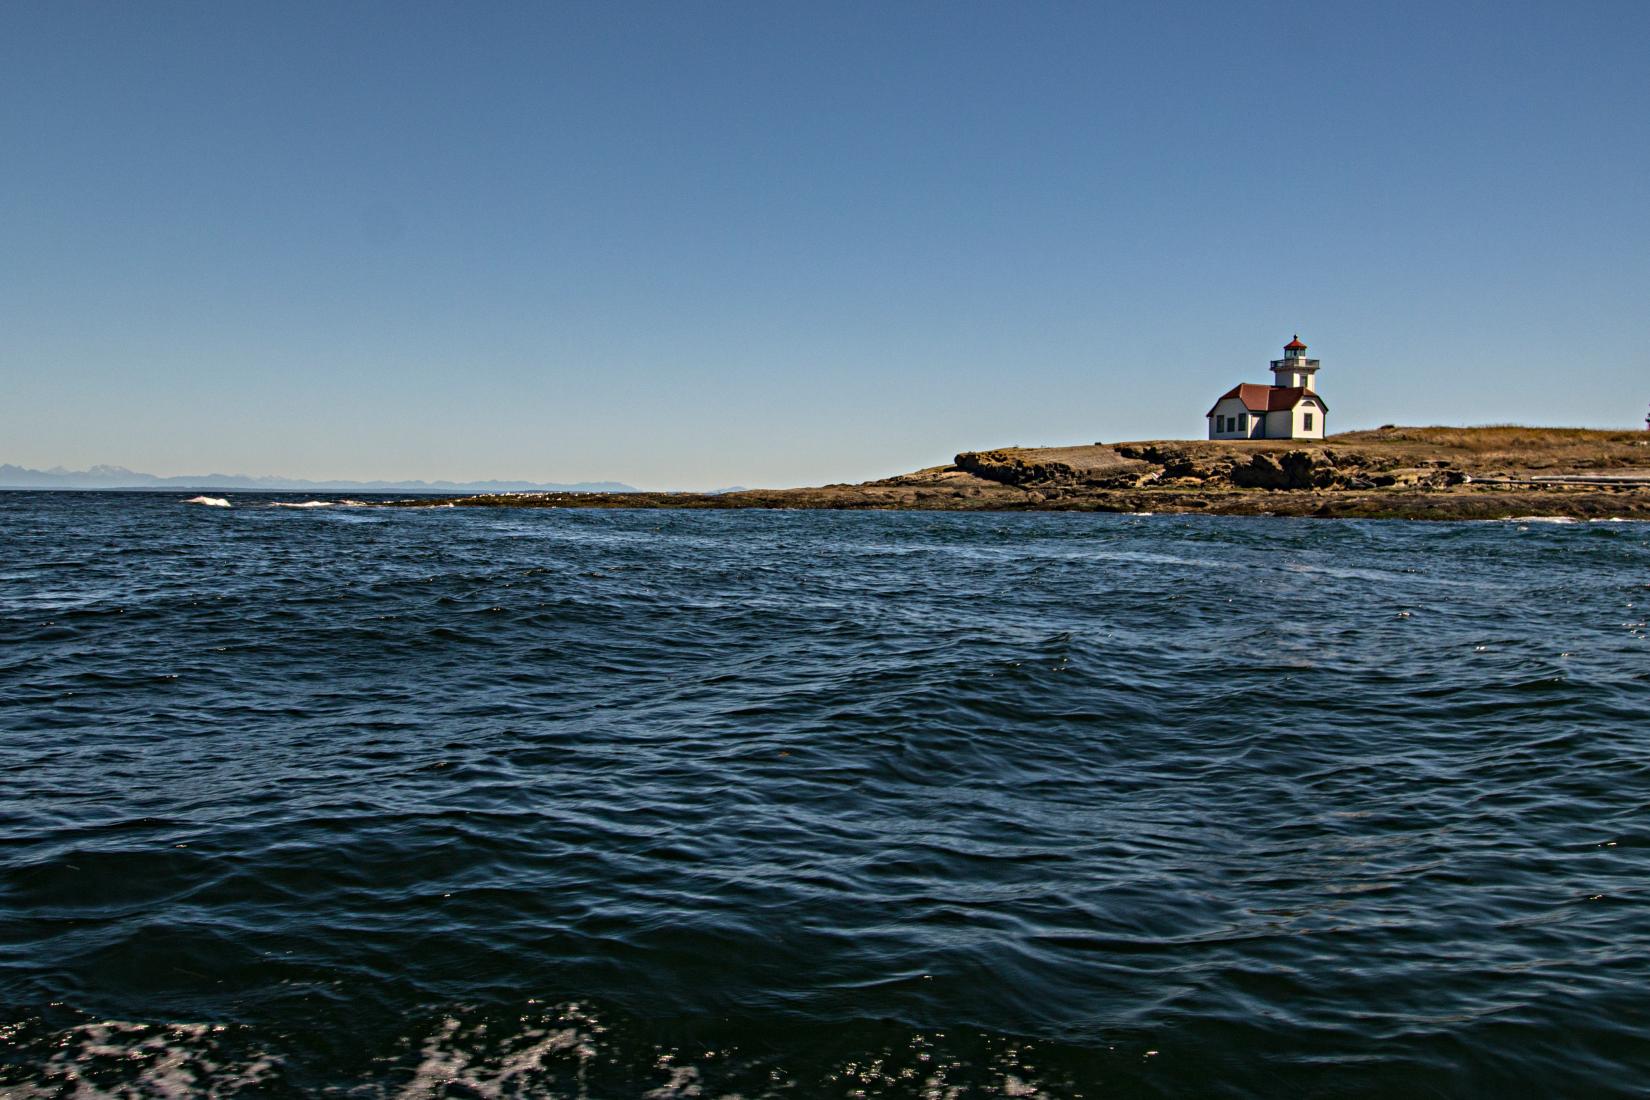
left=384, top=427, right=1650, bottom=521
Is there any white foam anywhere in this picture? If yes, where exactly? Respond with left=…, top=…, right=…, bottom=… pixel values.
left=643, top=1064, right=703, bottom=1098
left=398, top=1016, right=592, bottom=1099
left=182, top=496, right=231, bottom=508
left=269, top=500, right=333, bottom=508
left=13, top=1020, right=280, bottom=1098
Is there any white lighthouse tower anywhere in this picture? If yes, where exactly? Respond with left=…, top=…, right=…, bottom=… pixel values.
left=1271, top=336, right=1320, bottom=390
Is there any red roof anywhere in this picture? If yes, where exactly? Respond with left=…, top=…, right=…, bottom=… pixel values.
left=1206, top=384, right=1327, bottom=416
left=1284, top=336, right=1307, bottom=350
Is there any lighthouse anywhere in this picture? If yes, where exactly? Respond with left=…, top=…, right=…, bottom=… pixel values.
left=1206, top=336, right=1330, bottom=440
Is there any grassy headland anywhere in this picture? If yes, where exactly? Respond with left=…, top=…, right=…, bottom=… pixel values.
left=386, top=427, right=1650, bottom=520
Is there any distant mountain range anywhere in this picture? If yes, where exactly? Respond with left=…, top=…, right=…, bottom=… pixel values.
left=0, top=463, right=636, bottom=494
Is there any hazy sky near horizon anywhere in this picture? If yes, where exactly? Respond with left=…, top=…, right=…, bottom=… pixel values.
left=3, top=2, right=1648, bottom=489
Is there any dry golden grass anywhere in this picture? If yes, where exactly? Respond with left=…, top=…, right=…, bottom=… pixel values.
left=1321, top=425, right=1650, bottom=472
left=1079, top=425, right=1650, bottom=474
left=1335, top=425, right=1644, bottom=451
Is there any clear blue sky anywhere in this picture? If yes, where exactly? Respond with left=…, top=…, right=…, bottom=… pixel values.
left=3, top=2, right=1647, bottom=488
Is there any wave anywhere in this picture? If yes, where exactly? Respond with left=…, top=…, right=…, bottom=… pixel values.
left=181, top=496, right=231, bottom=508
left=0, top=1004, right=1096, bottom=1098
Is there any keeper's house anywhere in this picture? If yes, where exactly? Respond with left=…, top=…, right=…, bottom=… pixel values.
left=1207, top=336, right=1328, bottom=440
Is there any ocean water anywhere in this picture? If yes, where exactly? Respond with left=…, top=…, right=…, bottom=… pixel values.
left=2, top=492, right=1647, bottom=1097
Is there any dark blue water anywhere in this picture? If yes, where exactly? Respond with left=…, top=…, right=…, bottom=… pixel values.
left=2, top=492, right=1647, bottom=1097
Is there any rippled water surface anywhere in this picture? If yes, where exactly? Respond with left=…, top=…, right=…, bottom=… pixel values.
left=2, top=492, right=1648, bottom=1097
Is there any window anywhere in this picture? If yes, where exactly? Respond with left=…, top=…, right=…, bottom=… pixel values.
left=1238, top=413, right=1248, bottom=431
left=1304, top=412, right=1315, bottom=431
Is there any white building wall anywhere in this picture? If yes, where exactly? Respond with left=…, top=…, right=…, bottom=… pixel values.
left=1208, top=398, right=1259, bottom=439
left=1263, top=409, right=1293, bottom=438
left=1291, top=400, right=1325, bottom=438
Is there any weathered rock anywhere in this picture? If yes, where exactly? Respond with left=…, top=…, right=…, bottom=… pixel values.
left=1114, top=444, right=1235, bottom=481
left=955, top=450, right=1080, bottom=487
left=1231, top=451, right=1323, bottom=489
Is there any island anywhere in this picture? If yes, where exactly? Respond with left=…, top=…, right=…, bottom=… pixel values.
left=383, top=427, right=1650, bottom=521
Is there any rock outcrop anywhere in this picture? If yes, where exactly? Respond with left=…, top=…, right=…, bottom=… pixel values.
left=955, top=450, right=1081, bottom=487
left=384, top=429, right=1650, bottom=521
